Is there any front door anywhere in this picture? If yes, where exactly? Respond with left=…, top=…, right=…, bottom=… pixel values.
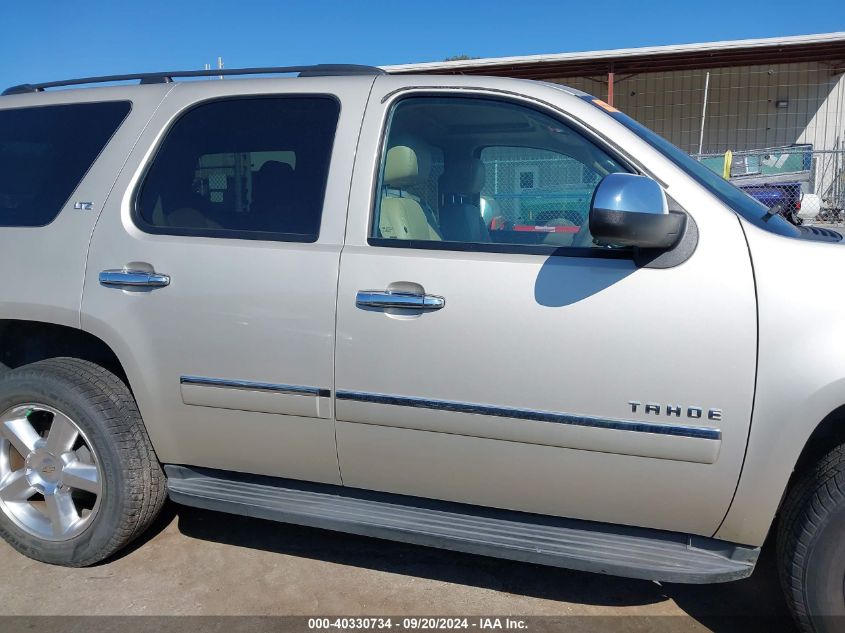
left=82, top=79, right=374, bottom=484
left=334, top=78, right=757, bottom=536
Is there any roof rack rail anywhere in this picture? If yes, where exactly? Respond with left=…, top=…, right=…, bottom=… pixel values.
left=2, top=64, right=387, bottom=96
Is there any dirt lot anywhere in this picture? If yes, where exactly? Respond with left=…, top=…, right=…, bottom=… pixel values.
left=0, top=502, right=796, bottom=632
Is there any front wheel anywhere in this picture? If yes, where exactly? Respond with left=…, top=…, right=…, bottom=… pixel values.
left=0, top=358, right=166, bottom=566
left=778, top=443, right=845, bottom=632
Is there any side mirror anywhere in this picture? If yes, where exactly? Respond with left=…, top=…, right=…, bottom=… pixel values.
left=589, top=174, right=686, bottom=249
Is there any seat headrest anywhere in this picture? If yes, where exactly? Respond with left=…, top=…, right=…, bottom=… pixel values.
left=440, top=159, right=486, bottom=194
left=254, top=160, right=293, bottom=185
left=384, top=145, right=431, bottom=187
left=252, top=160, right=293, bottom=198
left=252, top=160, right=294, bottom=208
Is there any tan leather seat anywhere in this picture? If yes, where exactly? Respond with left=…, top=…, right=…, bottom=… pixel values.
left=378, top=145, right=441, bottom=241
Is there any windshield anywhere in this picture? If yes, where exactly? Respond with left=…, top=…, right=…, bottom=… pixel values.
left=583, top=97, right=801, bottom=238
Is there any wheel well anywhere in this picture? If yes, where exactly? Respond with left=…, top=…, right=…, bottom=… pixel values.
left=0, top=320, right=127, bottom=385
left=786, top=404, right=845, bottom=493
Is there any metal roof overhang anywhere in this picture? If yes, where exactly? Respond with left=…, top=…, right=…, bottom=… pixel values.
left=385, top=34, right=845, bottom=79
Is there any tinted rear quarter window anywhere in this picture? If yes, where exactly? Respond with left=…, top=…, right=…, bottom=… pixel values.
left=0, top=101, right=131, bottom=227
left=136, top=96, right=340, bottom=242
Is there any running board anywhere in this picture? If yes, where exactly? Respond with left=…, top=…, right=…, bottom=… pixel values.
left=165, top=465, right=758, bottom=584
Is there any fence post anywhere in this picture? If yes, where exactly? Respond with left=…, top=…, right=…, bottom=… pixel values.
left=698, top=71, right=710, bottom=155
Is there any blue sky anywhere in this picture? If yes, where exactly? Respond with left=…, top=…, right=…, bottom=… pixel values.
left=2, top=0, right=843, bottom=89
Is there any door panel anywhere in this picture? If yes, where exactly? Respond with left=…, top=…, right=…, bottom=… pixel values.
left=334, top=77, right=756, bottom=536
left=81, top=78, right=375, bottom=484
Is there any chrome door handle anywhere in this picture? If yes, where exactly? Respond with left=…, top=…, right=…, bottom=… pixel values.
left=356, top=290, right=445, bottom=311
left=99, top=269, right=171, bottom=288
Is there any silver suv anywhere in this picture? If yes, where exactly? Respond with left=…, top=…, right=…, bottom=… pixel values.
left=0, top=65, right=842, bottom=631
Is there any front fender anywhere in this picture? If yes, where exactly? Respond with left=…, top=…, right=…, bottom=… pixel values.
left=716, top=220, right=845, bottom=545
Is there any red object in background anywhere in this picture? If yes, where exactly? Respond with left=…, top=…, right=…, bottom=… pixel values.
left=489, top=217, right=507, bottom=231
left=513, top=224, right=579, bottom=233
left=488, top=216, right=580, bottom=234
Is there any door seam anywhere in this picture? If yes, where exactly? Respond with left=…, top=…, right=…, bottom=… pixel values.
left=711, top=214, right=760, bottom=537
left=79, top=83, right=178, bottom=330
left=331, top=74, right=381, bottom=486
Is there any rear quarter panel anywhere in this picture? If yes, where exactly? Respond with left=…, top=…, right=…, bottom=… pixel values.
left=0, top=86, right=172, bottom=328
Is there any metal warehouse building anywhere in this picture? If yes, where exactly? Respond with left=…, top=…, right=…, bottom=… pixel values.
left=385, top=32, right=845, bottom=213
left=385, top=32, right=845, bottom=154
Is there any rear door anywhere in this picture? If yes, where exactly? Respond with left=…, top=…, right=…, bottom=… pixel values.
left=334, top=76, right=757, bottom=536
left=82, top=78, right=373, bottom=483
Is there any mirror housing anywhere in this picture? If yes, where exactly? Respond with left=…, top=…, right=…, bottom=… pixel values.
left=589, top=173, right=686, bottom=249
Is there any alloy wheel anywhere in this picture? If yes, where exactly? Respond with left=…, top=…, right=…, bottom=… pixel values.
left=0, top=403, right=102, bottom=541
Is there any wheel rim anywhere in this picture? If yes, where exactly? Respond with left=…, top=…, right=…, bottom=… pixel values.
left=0, top=403, right=102, bottom=541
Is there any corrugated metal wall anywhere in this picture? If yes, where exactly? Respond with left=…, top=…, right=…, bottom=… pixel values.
left=552, top=62, right=845, bottom=153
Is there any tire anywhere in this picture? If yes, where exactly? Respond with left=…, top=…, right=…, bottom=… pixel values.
left=778, top=442, right=845, bottom=632
left=0, top=357, right=166, bottom=566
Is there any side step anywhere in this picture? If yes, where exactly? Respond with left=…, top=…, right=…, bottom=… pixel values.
left=165, top=465, right=758, bottom=584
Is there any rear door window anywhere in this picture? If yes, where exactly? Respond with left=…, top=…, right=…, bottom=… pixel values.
left=136, top=96, right=340, bottom=242
left=0, top=102, right=131, bottom=227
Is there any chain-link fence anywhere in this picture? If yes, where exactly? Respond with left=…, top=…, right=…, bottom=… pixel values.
left=410, top=147, right=845, bottom=230
left=692, top=146, right=845, bottom=223
left=477, top=148, right=601, bottom=228
left=552, top=60, right=845, bottom=224
left=407, top=151, right=599, bottom=230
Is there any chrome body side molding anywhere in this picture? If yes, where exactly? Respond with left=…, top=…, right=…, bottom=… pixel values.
left=335, top=390, right=721, bottom=440
left=180, top=376, right=331, bottom=418
left=180, top=375, right=330, bottom=398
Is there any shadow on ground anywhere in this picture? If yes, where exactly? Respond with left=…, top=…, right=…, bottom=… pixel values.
left=165, top=503, right=796, bottom=632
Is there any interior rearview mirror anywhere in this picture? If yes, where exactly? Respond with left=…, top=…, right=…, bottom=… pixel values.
left=589, top=173, right=686, bottom=249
